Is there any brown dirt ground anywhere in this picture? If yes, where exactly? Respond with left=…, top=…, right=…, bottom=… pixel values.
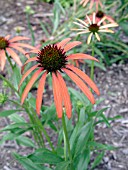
left=0, top=0, right=128, bottom=170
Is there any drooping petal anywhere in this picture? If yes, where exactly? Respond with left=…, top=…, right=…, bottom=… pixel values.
left=99, top=29, right=114, bottom=33
left=71, top=28, right=87, bottom=31
left=76, top=30, right=90, bottom=35
left=99, top=23, right=118, bottom=29
left=11, top=43, right=35, bottom=49
left=57, top=72, right=72, bottom=119
left=9, top=36, right=30, bottom=42
left=56, top=38, right=71, bottom=48
left=0, top=50, right=6, bottom=71
left=52, top=72, right=63, bottom=118
left=63, top=68, right=95, bottom=104
left=93, top=13, right=96, bottom=24
left=9, top=44, right=26, bottom=55
left=89, top=0, right=93, bottom=9
left=21, top=68, right=43, bottom=104
left=95, top=32, right=100, bottom=41
left=97, top=16, right=106, bottom=26
left=67, top=53, right=99, bottom=62
left=6, top=48, right=22, bottom=66
left=5, top=35, right=10, bottom=40
left=25, top=49, right=40, bottom=55
left=19, top=64, right=39, bottom=89
left=66, top=64, right=100, bottom=95
left=87, top=32, right=93, bottom=44
left=73, top=22, right=87, bottom=28
left=76, top=18, right=88, bottom=27
left=86, top=15, right=92, bottom=25
left=21, top=57, right=38, bottom=74
left=64, top=41, right=82, bottom=52
left=36, top=71, right=47, bottom=115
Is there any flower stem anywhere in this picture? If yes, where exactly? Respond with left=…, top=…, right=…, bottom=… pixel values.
left=62, top=114, right=73, bottom=170
left=90, top=42, right=95, bottom=81
left=5, top=50, right=14, bottom=70
left=30, top=107, right=55, bottom=152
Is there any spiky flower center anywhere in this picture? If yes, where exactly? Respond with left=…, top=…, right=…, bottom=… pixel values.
left=0, top=37, right=9, bottom=49
left=37, top=44, right=67, bottom=72
left=96, top=11, right=104, bottom=18
left=89, top=24, right=99, bottom=33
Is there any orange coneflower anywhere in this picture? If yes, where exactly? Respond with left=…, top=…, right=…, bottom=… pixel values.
left=0, top=35, right=35, bottom=71
left=19, top=38, right=100, bottom=119
left=80, top=0, right=103, bottom=11
left=72, top=13, right=118, bottom=44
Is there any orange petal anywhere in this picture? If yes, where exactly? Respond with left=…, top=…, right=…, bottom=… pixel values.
left=9, top=36, right=30, bottom=42
left=19, top=64, right=39, bottom=89
left=9, top=44, right=26, bottom=55
left=63, top=68, right=95, bottom=104
left=57, top=72, right=72, bottom=119
left=66, top=64, right=100, bottom=95
left=67, top=53, right=99, bottom=62
left=64, top=41, right=82, bottom=52
left=11, top=43, right=35, bottom=49
left=5, top=35, right=11, bottom=40
left=56, top=38, right=71, bottom=48
left=0, top=50, right=6, bottom=71
left=21, top=68, right=42, bottom=104
left=25, top=49, right=40, bottom=55
left=52, top=72, right=63, bottom=118
left=36, top=71, right=47, bottom=115
left=6, top=48, right=22, bottom=66
left=21, top=57, right=38, bottom=74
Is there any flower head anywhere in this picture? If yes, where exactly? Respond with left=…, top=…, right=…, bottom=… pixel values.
left=72, top=13, right=118, bottom=44
left=19, top=38, right=100, bottom=119
left=80, top=0, right=103, bottom=11
left=0, top=35, right=35, bottom=71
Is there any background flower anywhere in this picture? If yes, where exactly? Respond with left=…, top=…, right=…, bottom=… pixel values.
left=0, top=35, right=35, bottom=71
left=72, top=13, right=118, bottom=44
left=80, top=0, right=103, bottom=11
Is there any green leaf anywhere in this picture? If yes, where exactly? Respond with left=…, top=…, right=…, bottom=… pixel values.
left=9, top=113, right=26, bottom=123
left=70, top=121, right=82, bottom=155
left=69, top=87, right=89, bottom=105
left=0, top=74, right=18, bottom=93
left=0, top=122, right=32, bottom=132
left=0, top=133, right=20, bottom=145
left=55, top=161, right=70, bottom=170
left=13, top=153, right=51, bottom=170
left=91, top=152, right=104, bottom=169
left=16, top=136, right=36, bottom=148
left=40, top=21, right=50, bottom=38
left=75, top=149, right=90, bottom=170
left=12, top=66, right=21, bottom=89
left=28, top=148, right=63, bottom=164
left=89, top=141, right=116, bottom=151
left=75, top=121, right=93, bottom=156
left=0, top=110, right=22, bottom=117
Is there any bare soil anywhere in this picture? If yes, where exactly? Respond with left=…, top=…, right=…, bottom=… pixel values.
left=0, top=0, right=128, bottom=170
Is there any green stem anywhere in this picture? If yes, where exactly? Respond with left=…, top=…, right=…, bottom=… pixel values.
left=26, top=14, right=35, bottom=46
left=5, top=50, right=14, bottom=70
left=62, top=114, right=73, bottom=170
left=90, top=42, right=95, bottom=81
left=25, top=106, right=44, bottom=148
left=30, top=108, right=55, bottom=152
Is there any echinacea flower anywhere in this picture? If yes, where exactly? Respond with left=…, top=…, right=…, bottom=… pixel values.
left=80, top=0, right=103, bottom=11
left=0, top=35, right=35, bottom=71
left=85, top=11, right=116, bottom=25
left=72, top=13, right=118, bottom=44
left=19, top=38, right=100, bottom=119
